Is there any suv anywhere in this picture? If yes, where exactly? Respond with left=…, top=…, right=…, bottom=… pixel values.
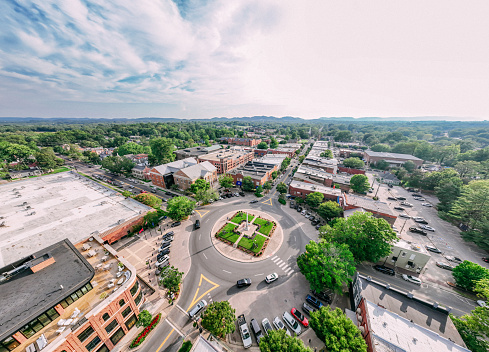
left=282, top=311, right=301, bottom=335
left=305, top=295, right=324, bottom=309
left=250, top=319, right=265, bottom=344
left=312, top=290, right=332, bottom=304
left=374, top=265, right=395, bottom=276
left=302, top=302, right=316, bottom=315
left=414, top=217, right=428, bottom=224
left=262, top=318, right=273, bottom=336
left=194, top=220, right=200, bottom=229
left=409, top=227, right=427, bottom=235
left=237, top=278, right=252, bottom=288
left=188, top=300, right=207, bottom=319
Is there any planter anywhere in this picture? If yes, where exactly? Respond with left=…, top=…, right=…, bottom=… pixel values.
left=129, top=314, right=161, bottom=348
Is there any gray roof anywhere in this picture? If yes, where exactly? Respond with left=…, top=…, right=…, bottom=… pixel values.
left=178, top=161, right=216, bottom=180
left=365, top=151, right=422, bottom=161
left=0, top=239, right=94, bottom=341
left=344, top=194, right=396, bottom=217
left=151, top=157, right=198, bottom=175
left=230, top=161, right=276, bottom=178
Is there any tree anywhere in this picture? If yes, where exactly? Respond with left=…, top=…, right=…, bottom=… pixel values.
left=276, top=182, right=288, bottom=194
left=166, top=196, right=196, bottom=221
left=161, top=266, right=183, bottom=294
left=190, top=179, right=210, bottom=194
left=101, top=155, right=135, bottom=174
left=259, top=329, right=312, bottom=352
left=133, top=193, right=162, bottom=209
left=255, top=185, right=263, bottom=197
left=219, top=174, right=234, bottom=189
left=201, top=301, right=236, bottom=338
left=374, top=159, right=390, bottom=170
left=263, top=181, right=272, bottom=191
left=295, top=197, right=304, bottom=204
left=317, top=201, right=343, bottom=223
left=452, top=261, right=489, bottom=291
left=271, top=171, right=278, bottom=180
left=452, top=311, right=489, bottom=352
left=270, top=137, right=279, bottom=149
left=115, top=142, right=145, bottom=156
left=350, top=174, right=370, bottom=194
left=343, top=157, right=364, bottom=169
left=320, top=211, right=398, bottom=263
left=297, top=240, right=356, bottom=294
left=36, top=148, right=62, bottom=170
left=195, top=188, right=219, bottom=203
left=281, top=157, right=291, bottom=171
left=305, top=192, right=324, bottom=208
left=454, top=161, right=481, bottom=178
left=309, top=307, right=367, bottom=352
left=83, top=150, right=101, bottom=164
left=371, top=143, right=391, bottom=152
left=242, top=176, right=255, bottom=192
left=136, top=310, right=153, bottom=327
left=257, top=141, right=269, bottom=150
left=403, top=160, right=416, bottom=173
left=149, top=138, right=175, bottom=165
left=320, top=150, right=333, bottom=159
left=298, top=155, right=305, bottom=163
left=334, top=130, right=352, bottom=142
left=122, top=191, right=133, bottom=198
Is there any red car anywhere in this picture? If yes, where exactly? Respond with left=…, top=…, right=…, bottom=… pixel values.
left=291, top=308, right=309, bottom=327
left=483, top=258, right=489, bottom=263
left=140, top=190, right=147, bottom=193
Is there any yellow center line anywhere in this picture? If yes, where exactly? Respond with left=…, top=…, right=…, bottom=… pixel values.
left=186, top=274, right=220, bottom=311
left=155, top=329, right=174, bottom=352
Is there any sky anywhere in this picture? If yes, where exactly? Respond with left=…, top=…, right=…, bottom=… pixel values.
left=1, top=0, right=488, bottom=120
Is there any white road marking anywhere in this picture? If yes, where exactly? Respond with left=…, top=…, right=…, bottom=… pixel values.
left=165, top=319, right=185, bottom=337
left=287, top=270, right=294, bottom=276
left=254, top=273, right=264, bottom=276
left=223, top=270, right=231, bottom=273
left=285, top=268, right=294, bottom=275
left=199, top=234, right=201, bottom=240
left=203, top=253, right=207, bottom=259
left=282, top=265, right=290, bottom=272
left=275, top=259, right=283, bottom=265
left=176, top=305, right=187, bottom=315
left=279, top=262, right=287, bottom=269
left=272, top=255, right=278, bottom=260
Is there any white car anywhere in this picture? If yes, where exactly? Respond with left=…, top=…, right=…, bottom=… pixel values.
left=402, top=274, right=422, bottom=285
left=422, top=203, right=433, bottom=207
left=282, top=311, right=301, bottom=335
left=420, top=225, right=435, bottom=232
left=273, top=317, right=291, bottom=336
left=399, top=213, right=411, bottom=219
left=265, top=273, right=278, bottom=284
left=477, top=300, right=487, bottom=307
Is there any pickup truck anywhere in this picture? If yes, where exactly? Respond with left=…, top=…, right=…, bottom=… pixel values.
left=237, top=314, right=252, bottom=348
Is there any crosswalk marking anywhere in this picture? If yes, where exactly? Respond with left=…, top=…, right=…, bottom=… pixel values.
left=275, top=259, right=283, bottom=265
left=279, top=262, right=287, bottom=269
left=270, top=255, right=295, bottom=275
left=272, top=255, right=278, bottom=260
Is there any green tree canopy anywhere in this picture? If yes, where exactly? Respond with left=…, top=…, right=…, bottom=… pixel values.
left=371, top=143, right=391, bottom=152
left=195, top=188, right=219, bottom=203
left=350, top=174, right=370, bottom=194
left=136, top=310, right=153, bottom=327
left=149, top=138, right=175, bottom=165
left=271, top=171, right=278, bottom=179
left=454, top=160, right=481, bottom=178
left=374, top=160, right=390, bottom=170
left=190, top=179, right=210, bottom=194
left=166, top=196, right=196, bottom=221
left=115, top=142, right=146, bottom=156
left=298, top=155, right=305, bottom=163
left=402, top=160, right=416, bottom=173
left=259, top=329, right=312, bottom=352
left=257, top=141, right=269, bottom=150
left=343, top=157, right=365, bottom=169
left=297, top=240, right=356, bottom=294
left=317, top=201, right=343, bottom=223
left=161, top=266, right=183, bottom=294
left=255, top=185, right=263, bottom=197
left=133, top=193, right=162, bottom=209
left=452, top=261, right=489, bottom=291
left=270, top=137, right=279, bottom=149
left=36, top=148, right=63, bottom=170
left=218, top=174, right=234, bottom=189
left=452, top=308, right=489, bottom=352
left=276, top=182, right=288, bottom=194
left=320, top=211, right=398, bottom=263
left=101, top=155, right=135, bottom=174
left=201, top=301, right=236, bottom=338
left=242, top=176, right=255, bottom=192
left=309, top=307, right=367, bottom=352
left=263, top=181, right=272, bottom=190
left=281, top=157, right=291, bottom=171
left=305, top=192, right=324, bottom=208
left=320, top=150, right=333, bottom=158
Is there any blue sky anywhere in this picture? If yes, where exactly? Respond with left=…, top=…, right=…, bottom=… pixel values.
left=1, top=0, right=488, bottom=119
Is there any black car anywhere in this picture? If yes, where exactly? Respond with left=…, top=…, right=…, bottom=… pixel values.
left=425, top=245, right=442, bottom=254
left=414, top=218, right=428, bottom=224
left=237, top=278, right=252, bottom=288
left=312, top=290, right=332, bottom=304
left=165, top=191, right=172, bottom=196
left=162, top=235, right=174, bottom=242
left=483, top=257, right=489, bottom=263
left=194, top=220, right=200, bottom=229
left=160, top=242, right=171, bottom=249
left=387, top=196, right=397, bottom=201
left=171, top=221, right=181, bottom=227
left=226, top=193, right=232, bottom=198
left=157, top=249, right=170, bottom=257
left=164, top=231, right=174, bottom=237
left=394, top=206, right=405, bottom=211
left=388, top=184, right=393, bottom=188
left=249, top=200, right=258, bottom=204
left=374, top=265, right=395, bottom=276
left=302, top=302, right=316, bottom=315
left=297, top=206, right=302, bottom=212
left=396, top=196, right=406, bottom=201
left=239, top=192, right=245, bottom=197
left=311, top=220, right=319, bottom=226
left=409, top=227, right=427, bottom=235
left=412, top=193, right=422, bottom=197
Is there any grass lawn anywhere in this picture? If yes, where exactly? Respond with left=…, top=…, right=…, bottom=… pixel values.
left=230, top=212, right=254, bottom=224
left=216, top=223, right=239, bottom=243
left=253, top=217, right=274, bottom=236
left=238, top=234, right=267, bottom=253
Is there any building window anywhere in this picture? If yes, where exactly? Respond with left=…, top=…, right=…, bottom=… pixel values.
left=85, top=336, right=101, bottom=352
left=130, top=282, right=139, bottom=296
left=121, top=307, right=132, bottom=318
left=77, top=326, right=94, bottom=343
left=102, top=313, right=110, bottom=322
left=135, top=291, right=143, bottom=306
left=1, top=336, right=20, bottom=352
left=109, top=328, right=125, bottom=346
left=105, top=319, right=119, bottom=334
left=46, top=308, right=60, bottom=321
left=125, top=315, right=137, bottom=330
left=95, top=345, right=109, bottom=352
left=119, top=299, right=125, bottom=307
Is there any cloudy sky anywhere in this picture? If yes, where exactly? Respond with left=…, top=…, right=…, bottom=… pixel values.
left=1, top=0, right=488, bottom=119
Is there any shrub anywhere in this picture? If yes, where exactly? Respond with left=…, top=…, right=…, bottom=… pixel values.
left=178, top=341, right=193, bottom=352
left=278, top=198, right=286, bottom=205
left=130, top=314, right=161, bottom=348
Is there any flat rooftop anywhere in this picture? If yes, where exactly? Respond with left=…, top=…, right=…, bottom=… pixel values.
left=365, top=151, right=422, bottom=161
left=296, top=165, right=351, bottom=183
left=344, top=194, right=396, bottom=217
left=0, top=239, right=94, bottom=341
left=289, top=180, right=342, bottom=196
left=230, top=161, right=276, bottom=178
left=253, top=155, right=287, bottom=165
left=200, top=148, right=252, bottom=161
left=0, top=172, right=151, bottom=266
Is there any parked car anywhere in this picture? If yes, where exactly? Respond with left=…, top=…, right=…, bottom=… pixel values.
left=194, top=220, right=200, bottom=229
left=265, top=273, right=278, bottom=284
left=171, top=221, right=181, bottom=227
left=425, top=245, right=442, bottom=254
left=409, top=227, right=427, bottom=235
left=262, top=318, right=273, bottom=336
left=422, top=203, right=433, bottom=207
left=477, top=300, right=487, bottom=307
left=399, top=213, right=411, bottom=219
left=158, top=249, right=170, bottom=257
left=402, top=274, right=422, bottom=285
left=400, top=202, right=413, bottom=207
left=414, top=217, right=428, bottom=224
left=311, top=220, right=319, bottom=226
left=163, top=231, right=174, bottom=237
left=291, top=308, right=309, bottom=327
left=188, top=300, right=207, bottom=319
left=394, top=206, right=405, bottom=211
left=315, top=224, right=321, bottom=230
left=250, top=319, right=265, bottom=344
left=237, top=314, right=252, bottom=349
left=419, top=224, right=435, bottom=232
left=302, top=302, right=316, bottom=316
left=445, top=256, right=463, bottom=263
left=387, top=197, right=397, bottom=201
left=374, top=265, right=395, bottom=276
left=282, top=311, right=301, bottom=335
left=297, top=206, right=302, bottom=212
left=290, top=201, right=295, bottom=208
left=396, top=196, right=406, bottom=200
left=239, top=192, right=245, bottom=196
left=237, top=278, right=252, bottom=288
left=483, top=257, right=489, bottom=263
left=414, top=197, right=425, bottom=201
left=312, top=290, right=332, bottom=304
left=250, top=200, right=258, bottom=204
left=305, top=295, right=324, bottom=309
left=411, top=193, right=422, bottom=197
left=436, top=261, right=454, bottom=270
left=156, top=255, right=169, bottom=267
left=272, top=317, right=291, bottom=336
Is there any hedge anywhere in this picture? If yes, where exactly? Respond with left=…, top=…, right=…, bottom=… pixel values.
left=129, top=314, right=161, bottom=348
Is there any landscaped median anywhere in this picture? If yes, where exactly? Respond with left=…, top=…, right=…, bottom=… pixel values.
left=230, top=211, right=255, bottom=224
left=129, top=313, right=161, bottom=348
left=216, top=223, right=240, bottom=243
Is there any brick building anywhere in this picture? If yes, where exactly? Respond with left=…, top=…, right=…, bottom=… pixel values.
left=173, top=161, right=217, bottom=190
left=302, top=156, right=338, bottom=174
left=148, top=157, right=198, bottom=189
left=341, top=193, right=397, bottom=225
left=364, top=151, right=423, bottom=168
left=0, top=237, right=144, bottom=352
left=197, top=148, right=254, bottom=174
left=228, top=161, right=278, bottom=188
left=219, top=137, right=261, bottom=147
left=174, top=145, right=222, bottom=161
left=293, top=165, right=351, bottom=191
left=288, top=180, right=342, bottom=202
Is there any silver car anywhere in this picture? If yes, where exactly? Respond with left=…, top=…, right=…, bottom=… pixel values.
left=273, top=316, right=291, bottom=336
left=282, top=311, right=301, bottom=335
